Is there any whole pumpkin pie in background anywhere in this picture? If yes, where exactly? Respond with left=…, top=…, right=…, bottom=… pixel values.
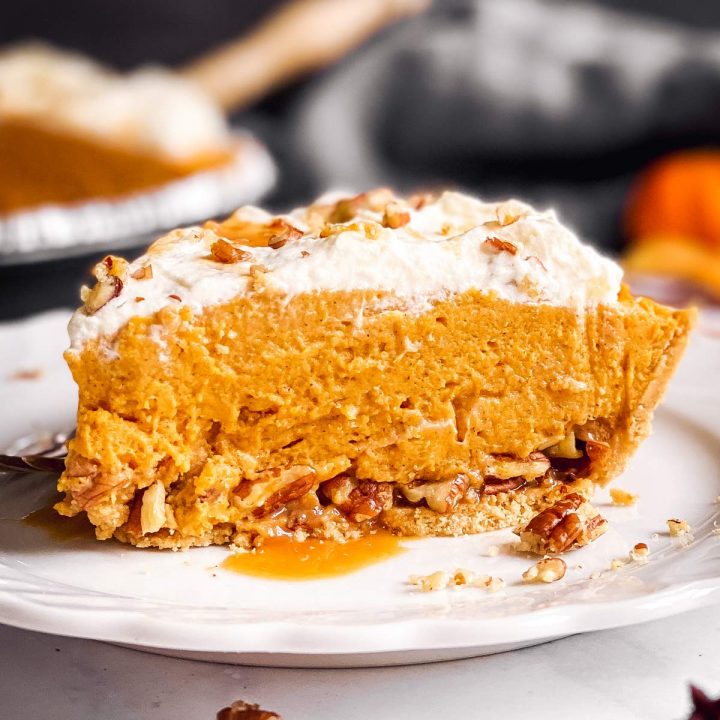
left=56, top=189, right=695, bottom=549
left=0, top=44, right=234, bottom=214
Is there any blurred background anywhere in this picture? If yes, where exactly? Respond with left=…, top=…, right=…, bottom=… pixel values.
left=2, top=0, right=720, bottom=319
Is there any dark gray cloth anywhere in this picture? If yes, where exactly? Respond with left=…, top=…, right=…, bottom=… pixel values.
left=286, top=0, right=720, bottom=251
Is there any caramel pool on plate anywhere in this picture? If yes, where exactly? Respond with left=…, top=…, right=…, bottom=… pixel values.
left=23, top=503, right=95, bottom=542
left=221, top=533, right=404, bottom=580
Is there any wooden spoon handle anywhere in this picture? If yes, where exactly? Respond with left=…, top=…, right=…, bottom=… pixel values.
left=180, top=0, right=429, bottom=112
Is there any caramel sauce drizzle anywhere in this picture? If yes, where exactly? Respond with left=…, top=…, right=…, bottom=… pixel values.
left=221, top=533, right=404, bottom=580
left=22, top=504, right=95, bottom=542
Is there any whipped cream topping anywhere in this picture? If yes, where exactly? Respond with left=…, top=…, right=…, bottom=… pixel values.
left=67, top=190, right=623, bottom=351
left=0, top=44, right=230, bottom=160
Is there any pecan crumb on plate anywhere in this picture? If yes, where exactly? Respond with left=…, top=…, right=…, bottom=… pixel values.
left=408, top=569, right=505, bottom=592
left=522, top=557, right=566, bottom=583
left=630, top=542, right=650, bottom=563
left=667, top=518, right=691, bottom=536
left=610, top=488, right=639, bottom=506
left=8, top=368, right=43, bottom=381
left=217, top=700, right=281, bottom=720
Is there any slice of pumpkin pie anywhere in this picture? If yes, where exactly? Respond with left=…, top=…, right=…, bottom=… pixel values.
left=57, top=189, right=695, bottom=548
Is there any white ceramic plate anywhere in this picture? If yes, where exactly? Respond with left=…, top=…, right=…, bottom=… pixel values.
left=0, top=311, right=719, bottom=667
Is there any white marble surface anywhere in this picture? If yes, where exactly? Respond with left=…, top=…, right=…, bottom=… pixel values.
left=1, top=605, right=719, bottom=719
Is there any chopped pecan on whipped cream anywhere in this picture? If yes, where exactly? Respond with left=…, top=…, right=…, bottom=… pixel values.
left=407, top=191, right=436, bottom=210
left=515, top=493, right=607, bottom=555
left=325, top=188, right=395, bottom=224
left=319, top=219, right=382, bottom=241
left=80, top=255, right=128, bottom=314
left=210, top=238, right=252, bottom=264
left=267, top=220, right=303, bottom=249
left=495, top=200, right=529, bottom=227
left=130, top=264, right=153, bottom=280
left=205, top=215, right=302, bottom=249
left=382, top=201, right=411, bottom=229
left=483, top=237, right=517, bottom=255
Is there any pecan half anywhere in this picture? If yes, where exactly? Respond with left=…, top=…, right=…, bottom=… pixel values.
left=322, top=476, right=393, bottom=522
left=252, top=465, right=316, bottom=517
left=515, top=493, right=607, bottom=555
left=400, top=474, right=469, bottom=514
left=482, top=476, right=527, bottom=495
